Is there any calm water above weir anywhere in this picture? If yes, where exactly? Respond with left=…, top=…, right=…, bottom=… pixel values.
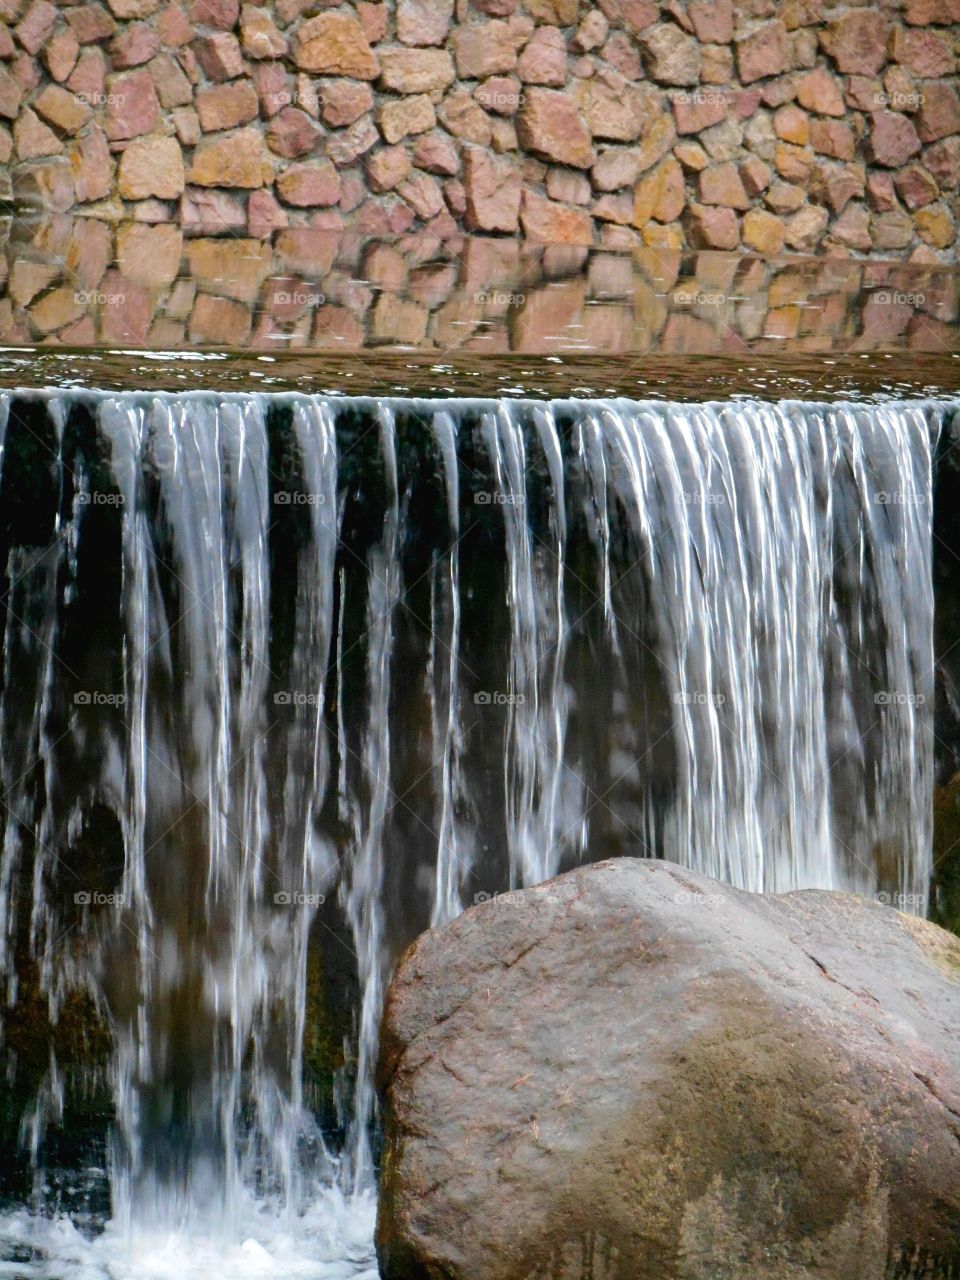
left=0, top=386, right=955, bottom=1279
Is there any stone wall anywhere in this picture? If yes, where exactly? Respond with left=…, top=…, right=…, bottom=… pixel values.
left=0, top=0, right=958, bottom=258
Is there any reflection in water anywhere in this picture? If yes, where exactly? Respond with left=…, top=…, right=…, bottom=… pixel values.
left=0, top=389, right=951, bottom=1278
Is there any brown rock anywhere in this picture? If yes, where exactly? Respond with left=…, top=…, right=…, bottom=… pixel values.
left=820, top=11, right=889, bottom=77
left=326, top=115, right=378, bottom=164
left=517, top=87, right=594, bottom=168
left=252, top=61, right=292, bottom=117
left=67, top=50, right=107, bottom=105
left=189, top=294, right=251, bottom=347
left=412, top=130, right=459, bottom=174
left=319, top=78, right=373, bottom=127
left=240, top=5, right=287, bottom=58
left=573, top=70, right=658, bottom=143
left=774, top=103, right=809, bottom=146
left=356, top=1, right=387, bottom=44
left=68, top=125, right=111, bottom=200
left=894, top=164, right=939, bottom=211
left=118, top=134, right=184, bottom=198
left=185, top=237, right=272, bottom=301
left=267, top=105, right=323, bottom=156
left=196, top=78, right=259, bottom=131
left=397, top=0, right=453, bottom=47
left=866, top=170, right=897, bottom=212
left=516, top=25, right=566, bottom=86
left=117, top=221, right=182, bottom=286
left=44, top=29, right=80, bottom=81
left=592, top=191, right=633, bottom=223
left=829, top=202, right=871, bottom=251
left=294, top=13, right=379, bottom=79
left=634, top=153, right=685, bottom=223
left=181, top=186, right=246, bottom=229
left=463, top=145, right=520, bottom=231
left=525, top=0, right=577, bottom=22
left=14, top=0, right=56, bottom=54
left=591, top=146, right=643, bottom=191
left=189, top=0, right=237, bottom=29
left=871, top=209, right=915, bottom=251
left=809, top=161, right=864, bottom=213
left=763, top=180, right=802, bottom=212
left=687, top=0, right=731, bottom=42
left=64, top=4, right=116, bottom=42
left=914, top=203, right=954, bottom=249
left=193, top=32, right=243, bottom=80
left=396, top=172, right=442, bottom=218
left=438, top=89, right=492, bottom=144
left=671, top=87, right=728, bottom=134
left=33, top=83, right=91, bottom=133
left=369, top=294, right=428, bottom=345
left=916, top=83, right=960, bottom=145
left=171, top=105, right=200, bottom=144
left=157, top=4, right=192, bottom=47
left=639, top=23, right=700, bottom=86
left=475, top=75, right=522, bottom=115
left=378, top=47, right=455, bottom=94
left=365, top=144, right=409, bottom=192
left=149, top=52, right=193, bottom=107
left=14, top=106, right=61, bottom=158
left=739, top=153, right=770, bottom=195
left=600, top=31, right=641, bottom=80
left=741, top=206, right=784, bottom=254
left=783, top=202, right=828, bottom=250
left=867, top=111, right=922, bottom=167
left=450, top=19, right=516, bottom=77
left=573, top=9, right=607, bottom=52
left=546, top=167, right=590, bottom=204
left=247, top=188, right=288, bottom=232
left=520, top=190, right=593, bottom=244
left=110, top=22, right=158, bottom=67
left=379, top=94, right=435, bottom=144
left=924, top=137, right=960, bottom=190
left=29, top=287, right=86, bottom=336
left=277, top=158, right=340, bottom=204
left=795, top=66, right=844, bottom=118
left=890, top=28, right=955, bottom=80
left=736, top=21, right=789, bottom=85
left=188, top=126, right=272, bottom=186
left=673, top=139, right=709, bottom=171
left=13, top=157, right=75, bottom=210
left=698, top=160, right=749, bottom=209
left=810, top=119, right=854, bottom=161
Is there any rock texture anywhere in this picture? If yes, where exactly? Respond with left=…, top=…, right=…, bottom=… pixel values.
left=377, top=858, right=960, bottom=1279
left=0, top=0, right=956, bottom=255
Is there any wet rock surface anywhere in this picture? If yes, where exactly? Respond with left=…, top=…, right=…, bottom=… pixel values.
left=377, top=858, right=960, bottom=1280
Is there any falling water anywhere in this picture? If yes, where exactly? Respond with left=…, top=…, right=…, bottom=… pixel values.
left=0, top=390, right=950, bottom=1279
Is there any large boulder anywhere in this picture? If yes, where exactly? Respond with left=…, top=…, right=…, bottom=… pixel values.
left=376, top=859, right=960, bottom=1280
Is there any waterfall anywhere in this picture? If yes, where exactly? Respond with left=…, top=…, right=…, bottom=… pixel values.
left=0, top=390, right=949, bottom=1279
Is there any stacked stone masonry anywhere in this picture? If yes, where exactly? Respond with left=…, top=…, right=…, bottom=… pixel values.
left=0, top=0, right=958, bottom=258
